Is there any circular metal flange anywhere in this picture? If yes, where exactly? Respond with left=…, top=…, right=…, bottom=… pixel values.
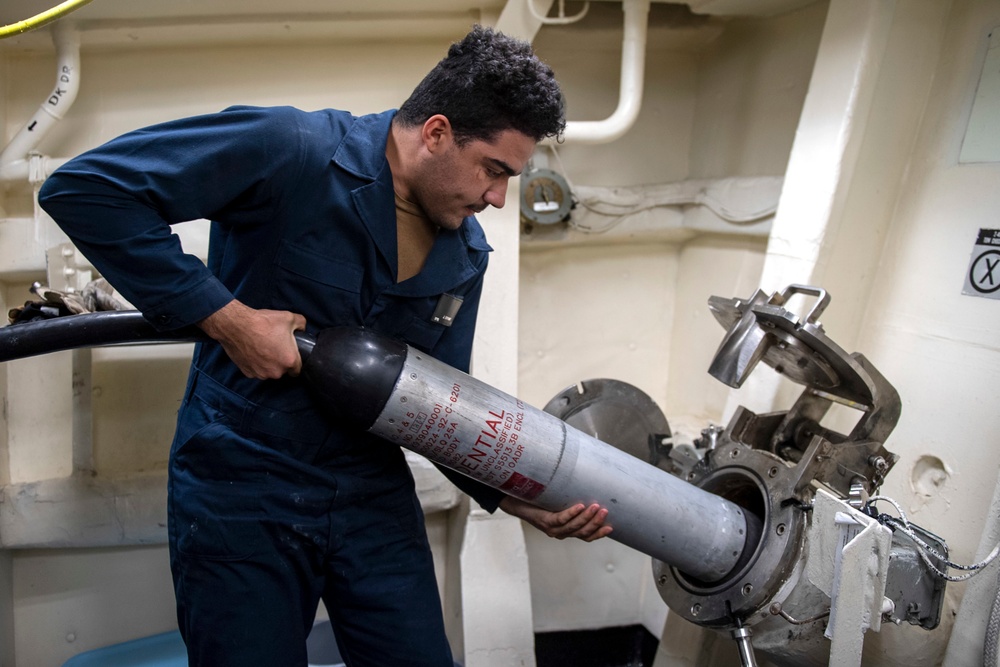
left=542, top=378, right=670, bottom=467
left=654, top=442, right=807, bottom=628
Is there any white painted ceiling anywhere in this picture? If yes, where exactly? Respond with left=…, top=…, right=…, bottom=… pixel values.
left=0, top=0, right=820, bottom=52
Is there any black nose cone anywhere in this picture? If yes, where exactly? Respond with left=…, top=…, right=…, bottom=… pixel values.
left=302, top=327, right=408, bottom=430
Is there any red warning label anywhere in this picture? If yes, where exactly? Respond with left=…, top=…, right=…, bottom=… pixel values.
left=391, top=380, right=533, bottom=486
left=499, top=472, right=546, bottom=500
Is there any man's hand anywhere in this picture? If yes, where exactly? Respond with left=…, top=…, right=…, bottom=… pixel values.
left=198, top=300, right=306, bottom=379
left=499, top=496, right=612, bottom=542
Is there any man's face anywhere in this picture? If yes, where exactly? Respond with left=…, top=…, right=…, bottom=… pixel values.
left=412, top=127, right=537, bottom=231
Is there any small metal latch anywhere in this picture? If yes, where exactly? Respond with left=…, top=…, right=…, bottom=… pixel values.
left=431, top=294, right=463, bottom=326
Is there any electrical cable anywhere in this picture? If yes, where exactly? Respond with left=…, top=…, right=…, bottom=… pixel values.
left=867, top=495, right=1000, bottom=582
left=569, top=192, right=777, bottom=234
left=546, top=143, right=675, bottom=234
left=0, top=0, right=94, bottom=40
left=575, top=190, right=777, bottom=222
left=545, top=145, right=778, bottom=234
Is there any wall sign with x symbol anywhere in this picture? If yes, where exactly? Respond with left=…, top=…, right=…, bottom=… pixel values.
left=964, top=229, right=1000, bottom=299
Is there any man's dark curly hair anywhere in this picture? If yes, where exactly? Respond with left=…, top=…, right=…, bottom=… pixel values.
left=396, top=25, right=565, bottom=145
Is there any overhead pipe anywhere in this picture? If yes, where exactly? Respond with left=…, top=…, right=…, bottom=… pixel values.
left=0, top=21, right=80, bottom=184
left=0, top=2, right=647, bottom=173
left=546, top=0, right=650, bottom=145
left=526, top=0, right=590, bottom=26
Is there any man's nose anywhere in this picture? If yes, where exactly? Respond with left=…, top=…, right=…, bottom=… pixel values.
left=483, top=179, right=508, bottom=209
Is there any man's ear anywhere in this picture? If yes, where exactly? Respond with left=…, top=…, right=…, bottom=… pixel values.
left=421, top=114, right=453, bottom=154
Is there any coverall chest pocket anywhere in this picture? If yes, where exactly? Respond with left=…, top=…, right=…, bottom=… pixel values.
left=273, top=240, right=364, bottom=325
left=373, top=296, right=447, bottom=353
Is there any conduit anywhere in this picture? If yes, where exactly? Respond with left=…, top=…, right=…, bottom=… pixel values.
left=571, top=177, right=783, bottom=230
left=0, top=21, right=80, bottom=183
left=547, top=0, right=651, bottom=145
left=0, top=0, right=92, bottom=40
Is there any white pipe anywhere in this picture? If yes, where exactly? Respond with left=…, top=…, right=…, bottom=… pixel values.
left=526, top=0, right=590, bottom=26
left=495, top=0, right=556, bottom=42
left=0, top=22, right=80, bottom=183
left=547, top=0, right=650, bottom=145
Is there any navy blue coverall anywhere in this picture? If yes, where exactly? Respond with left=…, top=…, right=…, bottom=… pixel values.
left=38, top=105, right=506, bottom=667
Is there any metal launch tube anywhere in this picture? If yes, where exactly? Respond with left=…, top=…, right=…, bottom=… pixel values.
left=305, top=327, right=756, bottom=583
left=0, top=314, right=756, bottom=582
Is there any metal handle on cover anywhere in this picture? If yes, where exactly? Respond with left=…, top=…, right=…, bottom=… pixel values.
left=778, top=284, right=830, bottom=324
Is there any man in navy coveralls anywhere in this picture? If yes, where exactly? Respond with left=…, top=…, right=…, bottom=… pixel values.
left=39, top=25, right=611, bottom=667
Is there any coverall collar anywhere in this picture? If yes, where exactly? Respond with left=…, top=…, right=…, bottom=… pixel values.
left=332, top=110, right=487, bottom=298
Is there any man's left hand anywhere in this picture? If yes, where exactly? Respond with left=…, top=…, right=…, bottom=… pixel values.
left=499, top=496, right=612, bottom=542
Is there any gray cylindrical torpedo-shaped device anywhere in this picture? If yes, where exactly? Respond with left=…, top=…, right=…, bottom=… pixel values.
left=305, top=327, right=757, bottom=583
left=0, top=314, right=755, bottom=580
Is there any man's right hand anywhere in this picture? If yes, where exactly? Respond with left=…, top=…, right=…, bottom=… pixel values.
left=499, top=496, right=612, bottom=542
left=197, top=300, right=307, bottom=379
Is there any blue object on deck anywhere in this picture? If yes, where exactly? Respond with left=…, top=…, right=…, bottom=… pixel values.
left=61, top=623, right=348, bottom=667
left=62, top=630, right=187, bottom=667
left=57, top=622, right=466, bottom=667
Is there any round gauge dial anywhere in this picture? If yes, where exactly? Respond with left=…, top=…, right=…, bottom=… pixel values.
left=520, top=168, right=573, bottom=225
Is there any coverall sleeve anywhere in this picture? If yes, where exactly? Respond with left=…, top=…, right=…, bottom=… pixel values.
left=37, top=106, right=309, bottom=331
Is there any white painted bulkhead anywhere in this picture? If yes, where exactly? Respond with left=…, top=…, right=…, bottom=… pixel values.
left=0, top=1, right=998, bottom=666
